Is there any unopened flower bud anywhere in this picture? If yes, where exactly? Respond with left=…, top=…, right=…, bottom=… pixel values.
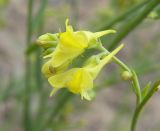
left=121, top=71, right=132, bottom=80
left=36, top=33, right=58, bottom=49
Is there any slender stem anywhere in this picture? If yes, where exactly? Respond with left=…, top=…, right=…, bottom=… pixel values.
left=132, top=71, right=142, bottom=104
left=109, top=0, right=160, bottom=50
left=24, top=0, right=33, bottom=130
left=99, top=44, right=142, bottom=104
left=32, top=0, right=48, bottom=32
left=98, top=44, right=130, bottom=72
left=131, top=80, right=160, bottom=131
left=35, top=16, right=44, bottom=130
left=35, top=0, right=48, bottom=89
left=34, top=0, right=48, bottom=129
left=102, top=46, right=159, bottom=131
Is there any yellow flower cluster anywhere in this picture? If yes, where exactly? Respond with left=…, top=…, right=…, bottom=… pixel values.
left=37, top=19, right=123, bottom=100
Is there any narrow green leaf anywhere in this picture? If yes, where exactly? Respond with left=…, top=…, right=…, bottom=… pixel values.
left=142, top=81, right=151, bottom=99
left=131, top=70, right=142, bottom=104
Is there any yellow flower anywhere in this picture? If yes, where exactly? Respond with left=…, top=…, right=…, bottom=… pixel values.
left=50, top=19, right=116, bottom=68
left=48, top=44, right=124, bottom=100
left=37, top=19, right=121, bottom=100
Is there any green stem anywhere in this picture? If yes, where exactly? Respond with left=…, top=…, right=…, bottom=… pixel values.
left=35, top=19, right=44, bottom=129
left=99, top=44, right=142, bottom=104
left=24, top=0, right=33, bottom=131
left=100, top=45, right=159, bottom=131
left=109, top=0, right=160, bottom=50
left=35, top=0, right=48, bottom=129
left=34, top=0, right=48, bottom=90
left=131, top=80, right=160, bottom=131
left=132, top=71, right=142, bottom=104
left=32, top=0, right=48, bottom=32
left=98, top=44, right=130, bottom=72
left=96, top=0, right=151, bottom=30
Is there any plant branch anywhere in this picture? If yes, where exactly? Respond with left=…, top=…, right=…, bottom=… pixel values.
left=24, top=0, right=33, bottom=130
left=96, top=0, right=151, bottom=31
left=131, top=80, right=160, bottom=131
left=98, top=44, right=142, bottom=105
left=109, top=0, right=160, bottom=50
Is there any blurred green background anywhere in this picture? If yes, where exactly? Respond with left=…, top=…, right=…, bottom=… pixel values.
left=0, top=0, right=160, bottom=131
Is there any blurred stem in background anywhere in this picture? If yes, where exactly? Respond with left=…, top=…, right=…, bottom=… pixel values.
left=34, top=0, right=48, bottom=130
left=108, top=0, right=160, bottom=50
left=24, top=0, right=33, bottom=131
left=25, top=0, right=48, bottom=130
left=131, top=80, right=160, bottom=131
left=35, top=1, right=45, bottom=92
left=96, top=0, right=151, bottom=31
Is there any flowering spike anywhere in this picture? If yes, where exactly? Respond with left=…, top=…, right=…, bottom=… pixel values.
left=37, top=19, right=122, bottom=100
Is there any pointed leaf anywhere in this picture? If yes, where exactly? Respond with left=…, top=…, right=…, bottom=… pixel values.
left=142, top=81, right=151, bottom=99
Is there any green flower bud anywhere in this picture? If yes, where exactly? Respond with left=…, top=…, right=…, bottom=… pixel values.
left=121, top=71, right=132, bottom=80
left=36, top=33, right=59, bottom=49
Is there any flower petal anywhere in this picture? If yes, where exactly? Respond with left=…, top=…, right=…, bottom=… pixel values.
left=67, top=68, right=93, bottom=94
left=48, top=68, right=77, bottom=88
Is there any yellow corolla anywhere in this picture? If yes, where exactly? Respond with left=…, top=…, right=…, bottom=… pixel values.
left=48, top=44, right=124, bottom=100
left=49, top=19, right=116, bottom=68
